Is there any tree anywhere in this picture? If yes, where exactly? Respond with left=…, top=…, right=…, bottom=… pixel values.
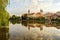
left=0, top=0, right=9, bottom=27
left=21, top=13, right=28, bottom=20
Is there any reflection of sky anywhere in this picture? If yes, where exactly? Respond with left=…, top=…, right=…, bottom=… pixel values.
left=9, top=24, right=60, bottom=40
left=6, top=0, right=60, bottom=15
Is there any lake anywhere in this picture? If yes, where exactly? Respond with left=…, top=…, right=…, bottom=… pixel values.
left=0, top=21, right=60, bottom=40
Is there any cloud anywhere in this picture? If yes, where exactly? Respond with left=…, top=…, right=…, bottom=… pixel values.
left=24, top=0, right=54, bottom=10
left=38, top=0, right=44, bottom=1
left=14, top=0, right=20, bottom=2
left=7, top=0, right=60, bottom=15
left=25, top=0, right=54, bottom=12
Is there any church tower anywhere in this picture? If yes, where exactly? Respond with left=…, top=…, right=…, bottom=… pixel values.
left=28, top=10, right=30, bottom=14
left=40, top=9, right=43, bottom=13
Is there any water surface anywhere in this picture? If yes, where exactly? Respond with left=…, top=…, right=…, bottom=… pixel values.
left=9, top=21, right=60, bottom=40
left=0, top=21, right=60, bottom=40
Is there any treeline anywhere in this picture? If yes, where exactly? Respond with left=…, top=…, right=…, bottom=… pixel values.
left=9, top=14, right=60, bottom=24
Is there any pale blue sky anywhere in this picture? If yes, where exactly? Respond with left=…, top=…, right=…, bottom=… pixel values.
left=6, top=0, right=60, bottom=16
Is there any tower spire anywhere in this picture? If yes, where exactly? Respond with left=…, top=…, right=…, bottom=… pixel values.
left=28, top=9, right=30, bottom=14
left=40, top=9, right=43, bottom=13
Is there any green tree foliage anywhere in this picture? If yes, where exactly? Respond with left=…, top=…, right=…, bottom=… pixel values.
left=0, top=0, right=9, bottom=27
left=21, top=13, right=28, bottom=20
left=9, top=15, right=21, bottom=24
left=0, top=0, right=8, bottom=8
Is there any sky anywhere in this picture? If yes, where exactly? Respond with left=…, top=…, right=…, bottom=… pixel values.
left=6, top=0, right=60, bottom=16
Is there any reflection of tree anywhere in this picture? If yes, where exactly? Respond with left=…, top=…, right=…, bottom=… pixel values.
left=0, top=27, right=9, bottom=40
left=10, top=19, right=21, bottom=25
left=22, top=21, right=28, bottom=26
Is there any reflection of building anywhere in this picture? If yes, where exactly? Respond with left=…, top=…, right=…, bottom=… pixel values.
left=27, top=23, right=43, bottom=31
left=45, top=23, right=60, bottom=29
left=21, top=20, right=60, bottom=30
left=40, top=26, right=43, bottom=31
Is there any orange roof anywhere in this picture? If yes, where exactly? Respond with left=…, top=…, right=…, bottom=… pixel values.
left=36, top=12, right=41, bottom=15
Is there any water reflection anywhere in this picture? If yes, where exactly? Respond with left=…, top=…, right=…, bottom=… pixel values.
left=0, top=27, right=9, bottom=40
left=10, top=20, right=60, bottom=29
left=21, top=21, right=43, bottom=31
left=0, top=20, right=9, bottom=40
left=9, top=20, right=60, bottom=40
